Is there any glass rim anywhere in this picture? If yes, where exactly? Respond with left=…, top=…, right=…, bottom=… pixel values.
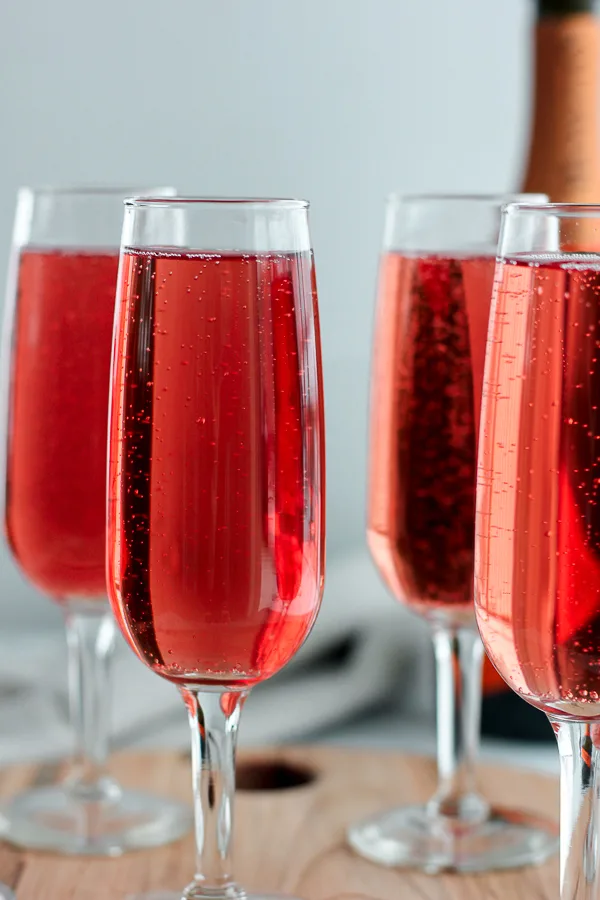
left=504, top=201, right=600, bottom=218
left=123, top=196, right=309, bottom=210
left=17, top=185, right=172, bottom=198
left=387, top=192, right=548, bottom=205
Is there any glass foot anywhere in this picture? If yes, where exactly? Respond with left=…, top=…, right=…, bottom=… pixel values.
left=347, top=804, right=558, bottom=873
left=0, top=784, right=191, bottom=856
left=126, top=895, right=301, bottom=900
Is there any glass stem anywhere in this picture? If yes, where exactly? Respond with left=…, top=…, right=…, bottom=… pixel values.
left=181, top=688, right=248, bottom=900
left=64, top=601, right=118, bottom=800
left=428, top=625, right=489, bottom=823
left=553, top=719, right=600, bottom=900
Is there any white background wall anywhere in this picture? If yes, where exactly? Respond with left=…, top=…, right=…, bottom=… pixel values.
left=0, top=0, right=531, bottom=630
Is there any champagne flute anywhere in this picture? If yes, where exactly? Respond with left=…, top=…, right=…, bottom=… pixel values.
left=1, top=187, right=191, bottom=855
left=107, top=196, right=325, bottom=899
left=476, top=201, right=600, bottom=900
left=348, top=193, right=558, bottom=872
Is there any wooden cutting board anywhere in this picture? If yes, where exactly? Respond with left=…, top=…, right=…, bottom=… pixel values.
left=0, top=747, right=559, bottom=899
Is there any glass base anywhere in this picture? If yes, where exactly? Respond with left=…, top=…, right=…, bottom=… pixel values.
left=125, top=894, right=301, bottom=900
left=347, top=803, right=558, bottom=873
left=0, top=784, right=191, bottom=856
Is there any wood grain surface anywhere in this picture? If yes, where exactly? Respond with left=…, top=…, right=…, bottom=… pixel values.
left=0, top=747, right=560, bottom=899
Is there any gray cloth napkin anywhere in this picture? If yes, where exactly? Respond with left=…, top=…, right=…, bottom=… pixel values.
left=0, top=550, right=433, bottom=763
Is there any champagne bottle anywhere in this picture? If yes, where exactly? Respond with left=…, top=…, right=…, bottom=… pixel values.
left=522, top=0, right=600, bottom=201
left=482, top=0, right=600, bottom=740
